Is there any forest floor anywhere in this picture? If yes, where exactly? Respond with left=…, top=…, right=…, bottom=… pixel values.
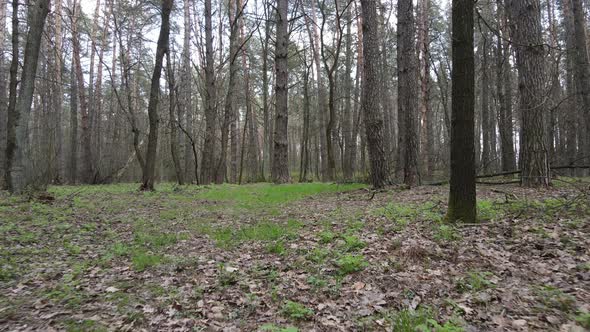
left=1, top=181, right=589, bottom=332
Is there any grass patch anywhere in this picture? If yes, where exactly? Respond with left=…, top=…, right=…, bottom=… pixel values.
left=131, top=252, right=164, bottom=272
left=281, top=300, right=314, bottom=320
left=211, top=219, right=302, bottom=248
left=456, top=271, right=495, bottom=293
left=336, top=254, right=367, bottom=275
left=389, top=308, right=464, bottom=332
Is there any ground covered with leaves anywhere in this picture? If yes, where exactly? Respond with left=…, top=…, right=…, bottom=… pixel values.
left=1, top=181, right=589, bottom=331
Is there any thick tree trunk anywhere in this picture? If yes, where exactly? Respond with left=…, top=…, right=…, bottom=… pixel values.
left=509, top=0, right=551, bottom=187
left=271, top=0, right=290, bottom=184
left=563, top=0, right=579, bottom=172
left=6, top=0, right=50, bottom=193
left=397, top=0, right=420, bottom=186
left=360, top=0, right=388, bottom=189
left=446, top=0, right=476, bottom=223
left=141, top=0, right=172, bottom=191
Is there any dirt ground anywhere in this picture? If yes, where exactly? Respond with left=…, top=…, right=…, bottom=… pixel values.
left=1, top=183, right=589, bottom=331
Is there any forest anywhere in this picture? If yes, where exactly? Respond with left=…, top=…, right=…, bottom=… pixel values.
left=0, top=0, right=589, bottom=330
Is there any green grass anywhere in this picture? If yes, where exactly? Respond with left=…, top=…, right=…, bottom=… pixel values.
left=210, top=219, right=303, bottom=248
left=336, top=254, right=367, bottom=275
left=131, top=252, right=164, bottom=271
left=281, top=300, right=314, bottom=320
left=456, top=271, right=495, bottom=293
left=389, top=308, right=464, bottom=332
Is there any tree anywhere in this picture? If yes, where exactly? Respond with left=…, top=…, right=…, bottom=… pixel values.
left=446, top=0, right=476, bottom=223
left=141, top=0, right=173, bottom=191
left=271, top=0, right=290, bottom=184
left=496, top=0, right=516, bottom=174
left=509, top=0, right=550, bottom=187
left=5, top=0, right=50, bottom=193
left=571, top=0, right=590, bottom=170
left=71, top=0, right=94, bottom=183
left=201, top=0, right=217, bottom=185
left=397, top=0, right=419, bottom=186
left=360, top=0, right=388, bottom=189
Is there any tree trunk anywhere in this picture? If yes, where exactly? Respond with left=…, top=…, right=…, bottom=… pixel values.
left=360, top=0, right=388, bottom=189
left=217, top=0, right=240, bottom=184
left=572, top=0, right=590, bottom=170
left=496, top=0, right=516, bottom=174
left=3, top=0, right=18, bottom=189
left=6, top=0, right=50, bottom=193
left=140, top=0, right=172, bottom=191
left=166, top=49, right=183, bottom=185
left=271, top=0, right=290, bottom=184
left=201, top=0, right=217, bottom=185
left=446, top=0, right=476, bottom=223
left=72, top=0, right=94, bottom=183
left=397, top=0, right=420, bottom=186
left=509, top=0, right=551, bottom=187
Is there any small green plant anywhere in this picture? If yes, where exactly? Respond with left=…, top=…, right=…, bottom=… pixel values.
left=535, top=285, right=576, bottom=313
left=281, top=300, right=314, bottom=320
left=218, top=263, right=239, bottom=287
left=336, top=254, right=367, bottom=275
left=390, top=308, right=463, bottom=332
left=266, top=240, right=287, bottom=255
left=456, top=271, right=495, bottom=293
left=307, top=247, right=330, bottom=264
left=477, top=200, right=501, bottom=221
left=434, top=225, right=461, bottom=242
left=575, top=311, right=590, bottom=329
left=342, top=234, right=366, bottom=252
left=307, top=275, right=328, bottom=290
left=131, top=252, right=163, bottom=272
left=260, top=323, right=299, bottom=332
left=319, top=231, right=335, bottom=244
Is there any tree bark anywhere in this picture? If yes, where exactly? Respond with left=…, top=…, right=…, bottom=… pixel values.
left=509, top=0, right=551, bottom=187
left=446, top=0, right=476, bottom=223
left=271, top=0, right=290, bottom=184
left=141, top=0, right=172, bottom=191
left=201, top=0, right=217, bottom=185
left=496, top=0, right=516, bottom=173
left=6, top=0, right=50, bottom=193
left=360, top=0, right=388, bottom=189
left=397, top=0, right=420, bottom=186
left=572, top=0, right=590, bottom=170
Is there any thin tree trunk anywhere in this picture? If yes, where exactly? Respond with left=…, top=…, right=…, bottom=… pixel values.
left=572, top=0, right=590, bottom=170
left=271, top=0, right=290, bottom=184
left=141, top=0, right=172, bottom=191
left=397, top=0, right=420, bottom=186
left=201, top=0, right=217, bottom=185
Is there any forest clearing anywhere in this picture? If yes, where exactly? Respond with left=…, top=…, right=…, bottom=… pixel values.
left=1, top=182, right=589, bottom=331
